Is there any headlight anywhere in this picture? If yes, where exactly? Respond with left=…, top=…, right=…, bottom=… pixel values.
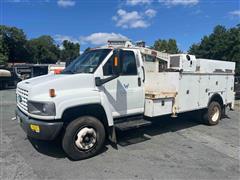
left=28, top=101, right=56, bottom=116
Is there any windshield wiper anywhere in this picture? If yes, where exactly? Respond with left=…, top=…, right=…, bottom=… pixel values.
left=61, top=69, right=74, bottom=74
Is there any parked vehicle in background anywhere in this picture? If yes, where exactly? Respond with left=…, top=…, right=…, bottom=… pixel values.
left=234, top=76, right=240, bottom=99
left=0, top=67, right=21, bottom=89
left=48, top=62, right=65, bottom=74
left=0, top=63, right=66, bottom=90
left=0, top=64, right=47, bottom=90
left=14, top=64, right=49, bottom=80
left=0, top=69, right=12, bottom=89
left=16, top=39, right=235, bottom=160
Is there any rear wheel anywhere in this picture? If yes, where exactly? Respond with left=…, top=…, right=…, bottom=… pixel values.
left=62, top=116, right=105, bottom=160
left=203, top=101, right=222, bottom=125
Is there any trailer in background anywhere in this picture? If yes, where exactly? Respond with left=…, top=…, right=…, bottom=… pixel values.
left=0, top=69, right=12, bottom=89
left=0, top=63, right=65, bottom=90
left=235, top=76, right=240, bottom=99
left=48, top=62, right=65, bottom=74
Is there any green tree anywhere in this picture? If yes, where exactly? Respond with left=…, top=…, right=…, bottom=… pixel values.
left=189, top=25, right=240, bottom=74
left=0, top=25, right=29, bottom=62
left=152, top=38, right=180, bottom=54
left=0, top=35, right=8, bottom=65
left=84, top=47, right=91, bottom=53
left=60, top=40, right=80, bottom=63
left=28, top=35, right=60, bottom=64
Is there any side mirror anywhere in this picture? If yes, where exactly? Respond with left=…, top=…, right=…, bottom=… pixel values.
left=112, top=49, right=122, bottom=76
left=95, top=49, right=122, bottom=87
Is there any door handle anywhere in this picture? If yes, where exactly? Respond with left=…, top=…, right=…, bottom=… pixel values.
left=142, top=66, right=145, bottom=83
left=138, top=77, right=141, bottom=87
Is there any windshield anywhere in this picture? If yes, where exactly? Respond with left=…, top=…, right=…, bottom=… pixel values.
left=62, top=49, right=112, bottom=74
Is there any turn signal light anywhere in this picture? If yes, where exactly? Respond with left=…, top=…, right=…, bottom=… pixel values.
left=114, top=56, right=118, bottom=66
left=49, top=89, right=56, bottom=97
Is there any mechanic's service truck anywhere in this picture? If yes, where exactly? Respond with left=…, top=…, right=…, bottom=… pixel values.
left=16, top=40, right=235, bottom=160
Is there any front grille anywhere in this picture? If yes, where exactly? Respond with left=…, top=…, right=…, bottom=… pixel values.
left=17, top=87, right=29, bottom=112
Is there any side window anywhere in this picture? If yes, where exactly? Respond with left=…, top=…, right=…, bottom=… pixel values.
left=103, top=50, right=137, bottom=76
left=121, top=51, right=137, bottom=75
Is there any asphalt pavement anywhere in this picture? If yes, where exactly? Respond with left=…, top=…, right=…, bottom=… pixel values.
left=0, top=89, right=239, bottom=179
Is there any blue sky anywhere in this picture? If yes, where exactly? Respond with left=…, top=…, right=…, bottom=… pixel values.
left=2, top=0, right=240, bottom=52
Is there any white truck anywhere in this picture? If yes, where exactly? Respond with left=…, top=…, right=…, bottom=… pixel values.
left=16, top=40, right=235, bottom=160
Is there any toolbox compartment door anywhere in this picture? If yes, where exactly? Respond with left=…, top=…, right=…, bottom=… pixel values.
left=144, top=98, right=173, bottom=117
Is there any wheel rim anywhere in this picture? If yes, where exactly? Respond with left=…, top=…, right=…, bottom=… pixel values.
left=75, top=127, right=97, bottom=151
left=211, top=106, right=220, bottom=122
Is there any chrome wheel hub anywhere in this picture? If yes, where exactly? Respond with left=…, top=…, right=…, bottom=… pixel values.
left=211, top=106, right=220, bottom=122
left=75, top=127, right=97, bottom=150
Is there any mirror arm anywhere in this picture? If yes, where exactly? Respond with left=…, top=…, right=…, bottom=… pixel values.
left=95, top=75, right=119, bottom=86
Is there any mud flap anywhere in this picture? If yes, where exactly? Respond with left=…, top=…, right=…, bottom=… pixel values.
left=108, top=126, right=118, bottom=149
left=222, top=106, right=226, bottom=117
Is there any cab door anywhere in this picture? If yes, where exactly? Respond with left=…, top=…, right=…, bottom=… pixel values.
left=102, top=50, right=144, bottom=117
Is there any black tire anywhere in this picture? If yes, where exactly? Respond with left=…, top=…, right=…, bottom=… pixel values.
left=203, top=101, right=222, bottom=126
left=62, top=116, right=105, bottom=160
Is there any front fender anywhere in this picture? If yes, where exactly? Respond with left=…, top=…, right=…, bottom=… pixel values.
left=55, top=89, right=114, bottom=126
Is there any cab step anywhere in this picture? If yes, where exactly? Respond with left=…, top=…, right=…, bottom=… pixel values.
left=114, top=115, right=152, bottom=131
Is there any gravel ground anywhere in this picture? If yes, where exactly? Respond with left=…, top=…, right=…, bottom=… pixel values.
left=0, top=89, right=239, bottom=180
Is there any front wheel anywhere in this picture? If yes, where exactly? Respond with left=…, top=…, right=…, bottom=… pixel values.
left=62, top=116, right=106, bottom=160
left=203, top=101, right=222, bottom=125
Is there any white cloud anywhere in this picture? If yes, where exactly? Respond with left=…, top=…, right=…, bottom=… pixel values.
left=80, top=33, right=128, bottom=45
left=145, top=9, right=157, bottom=18
left=54, top=34, right=80, bottom=50
left=159, top=0, right=199, bottom=6
left=229, top=10, right=240, bottom=17
left=192, top=9, right=202, bottom=15
left=54, top=33, right=128, bottom=46
left=7, top=0, right=21, bottom=2
left=54, top=34, right=80, bottom=44
left=57, top=0, right=75, bottom=8
left=6, top=0, right=50, bottom=3
left=126, top=0, right=152, bottom=5
left=6, top=0, right=30, bottom=2
left=113, top=9, right=152, bottom=29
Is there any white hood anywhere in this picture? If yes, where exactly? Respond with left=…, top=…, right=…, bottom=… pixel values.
left=17, top=74, right=96, bottom=99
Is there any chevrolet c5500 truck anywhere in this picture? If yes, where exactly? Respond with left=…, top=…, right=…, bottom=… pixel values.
left=16, top=40, right=235, bottom=160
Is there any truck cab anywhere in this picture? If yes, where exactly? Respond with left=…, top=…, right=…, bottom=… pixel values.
left=16, top=42, right=147, bottom=159
left=16, top=40, right=235, bottom=160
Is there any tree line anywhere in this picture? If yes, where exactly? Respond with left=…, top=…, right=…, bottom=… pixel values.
left=0, top=24, right=239, bottom=74
left=0, top=25, right=80, bottom=65
left=189, top=25, right=240, bottom=74
left=153, top=25, right=240, bottom=74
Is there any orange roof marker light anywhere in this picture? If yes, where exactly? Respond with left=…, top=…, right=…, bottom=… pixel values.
left=114, top=56, right=118, bottom=67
